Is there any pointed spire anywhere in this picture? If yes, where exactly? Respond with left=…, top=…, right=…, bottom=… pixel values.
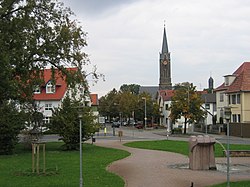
left=161, top=21, right=169, bottom=54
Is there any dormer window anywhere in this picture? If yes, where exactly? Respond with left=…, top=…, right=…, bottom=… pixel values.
left=225, top=77, right=229, bottom=86
left=33, top=85, right=41, bottom=94
left=46, top=81, right=55, bottom=93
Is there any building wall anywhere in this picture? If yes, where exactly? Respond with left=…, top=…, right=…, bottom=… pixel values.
left=202, top=102, right=216, bottom=125
left=242, top=92, right=250, bottom=122
left=216, top=90, right=228, bottom=123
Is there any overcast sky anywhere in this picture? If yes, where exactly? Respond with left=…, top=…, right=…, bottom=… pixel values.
left=61, top=0, right=250, bottom=97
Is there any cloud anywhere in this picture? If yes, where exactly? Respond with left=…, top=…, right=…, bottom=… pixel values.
left=61, top=0, right=250, bottom=96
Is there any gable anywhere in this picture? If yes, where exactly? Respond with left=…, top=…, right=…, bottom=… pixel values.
left=33, top=68, right=77, bottom=101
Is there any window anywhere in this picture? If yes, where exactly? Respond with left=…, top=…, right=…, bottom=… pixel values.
left=45, top=103, right=52, bottom=111
left=33, top=85, right=41, bottom=94
left=232, top=94, right=236, bottom=104
left=220, top=93, right=224, bottom=102
left=232, top=114, right=237, bottom=123
left=43, top=117, right=51, bottom=124
left=225, top=77, right=229, bottom=86
left=205, top=104, right=210, bottom=109
left=237, top=114, right=241, bottom=123
left=237, top=94, right=241, bottom=104
left=165, top=104, right=169, bottom=110
left=46, top=81, right=55, bottom=93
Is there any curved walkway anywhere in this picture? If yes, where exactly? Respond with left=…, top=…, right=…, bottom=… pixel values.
left=96, top=140, right=250, bottom=187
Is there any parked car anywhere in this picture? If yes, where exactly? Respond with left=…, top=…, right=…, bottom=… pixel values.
left=134, top=121, right=143, bottom=129
left=112, top=121, right=121, bottom=128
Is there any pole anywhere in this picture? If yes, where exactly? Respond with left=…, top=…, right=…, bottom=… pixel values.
left=144, top=98, right=147, bottom=129
left=226, top=120, right=230, bottom=187
left=80, top=118, right=83, bottom=187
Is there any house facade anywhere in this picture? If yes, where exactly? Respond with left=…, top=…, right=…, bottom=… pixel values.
left=215, top=62, right=250, bottom=123
left=33, top=68, right=93, bottom=125
left=157, top=90, right=173, bottom=128
left=201, top=93, right=217, bottom=125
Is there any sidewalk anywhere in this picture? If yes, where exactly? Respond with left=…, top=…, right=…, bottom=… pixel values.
left=94, top=127, right=250, bottom=187
left=96, top=139, right=250, bottom=187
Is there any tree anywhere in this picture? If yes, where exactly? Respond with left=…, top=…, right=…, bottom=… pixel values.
left=116, top=91, right=138, bottom=121
left=49, top=96, right=98, bottom=150
left=99, top=89, right=120, bottom=121
left=170, top=83, right=205, bottom=134
left=0, top=0, right=91, bottom=103
left=0, top=0, right=100, bottom=154
left=120, top=84, right=140, bottom=95
left=0, top=101, right=27, bottom=155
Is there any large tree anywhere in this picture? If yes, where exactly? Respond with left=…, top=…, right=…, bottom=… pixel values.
left=170, top=83, right=205, bottom=134
left=0, top=0, right=98, bottom=154
left=0, top=0, right=90, bottom=103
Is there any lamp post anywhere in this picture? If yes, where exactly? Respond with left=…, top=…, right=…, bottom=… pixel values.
left=79, top=112, right=83, bottom=187
left=142, top=97, right=147, bottom=129
left=224, top=106, right=231, bottom=187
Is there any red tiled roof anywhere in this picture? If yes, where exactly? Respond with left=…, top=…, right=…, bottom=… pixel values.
left=33, top=68, right=77, bottom=101
left=227, top=62, right=250, bottom=93
left=215, top=62, right=250, bottom=93
left=159, top=90, right=175, bottom=101
left=90, top=94, right=98, bottom=106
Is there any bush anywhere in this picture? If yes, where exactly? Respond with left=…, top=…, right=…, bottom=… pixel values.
left=172, top=128, right=182, bottom=134
left=0, top=101, right=26, bottom=154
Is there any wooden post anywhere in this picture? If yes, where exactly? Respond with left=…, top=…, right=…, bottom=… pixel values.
left=32, top=144, right=35, bottom=173
left=43, top=144, right=46, bottom=173
left=37, top=144, right=40, bottom=174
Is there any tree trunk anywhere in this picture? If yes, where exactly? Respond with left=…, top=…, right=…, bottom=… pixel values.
left=184, top=117, right=187, bottom=134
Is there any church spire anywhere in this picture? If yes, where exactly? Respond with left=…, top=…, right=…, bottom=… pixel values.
left=161, top=23, right=169, bottom=54
left=159, top=22, right=172, bottom=90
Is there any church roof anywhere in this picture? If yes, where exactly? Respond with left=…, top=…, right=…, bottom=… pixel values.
left=161, top=26, right=169, bottom=54
left=139, top=86, right=158, bottom=99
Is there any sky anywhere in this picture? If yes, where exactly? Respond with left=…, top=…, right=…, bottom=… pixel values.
left=61, top=0, right=250, bottom=97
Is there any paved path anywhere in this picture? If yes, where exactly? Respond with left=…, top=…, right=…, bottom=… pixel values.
left=96, top=140, right=250, bottom=187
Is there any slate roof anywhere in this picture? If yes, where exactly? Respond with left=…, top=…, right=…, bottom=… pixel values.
left=215, top=62, right=250, bottom=93
left=139, top=86, right=159, bottom=99
left=201, top=93, right=216, bottom=103
left=33, top=68, right=77, bottom=101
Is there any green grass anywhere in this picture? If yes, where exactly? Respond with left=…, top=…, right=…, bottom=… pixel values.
left=209, top=180, right=250, bottom=187
left=124, top=140, right=250, bottom=157
left=0, top=142, right=130, bottom=187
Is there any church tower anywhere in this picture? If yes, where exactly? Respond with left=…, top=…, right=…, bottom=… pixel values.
left=159, top=25, right=172, bottom=90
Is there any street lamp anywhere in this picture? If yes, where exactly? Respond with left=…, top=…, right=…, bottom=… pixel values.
left=224, top=106, right=232, bottom=187
left=78, top=112, right=83, bottom=187
left=142, top=97, right=147, bottom=129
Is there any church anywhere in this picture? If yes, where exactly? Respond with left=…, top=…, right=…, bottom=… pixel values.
left=139, top=24, right=172, bottom=97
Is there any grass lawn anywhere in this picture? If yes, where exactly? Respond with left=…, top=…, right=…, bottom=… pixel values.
left=0, top=142, right=130, bottom=187
left=124, top=140, right=250, bottom=157
left=209, top=180, right=250, bottom=187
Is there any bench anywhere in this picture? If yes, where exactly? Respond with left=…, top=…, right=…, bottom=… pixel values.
left=223, top=150, right=250, bottom=157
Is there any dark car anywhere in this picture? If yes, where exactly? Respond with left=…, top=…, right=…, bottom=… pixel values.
left=112, top=121, right=121, bottom=128
left=134, top=121, right=143, bottom=129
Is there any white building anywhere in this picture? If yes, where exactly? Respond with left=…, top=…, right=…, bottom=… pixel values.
left=33, top=68, right=96, bottom=124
